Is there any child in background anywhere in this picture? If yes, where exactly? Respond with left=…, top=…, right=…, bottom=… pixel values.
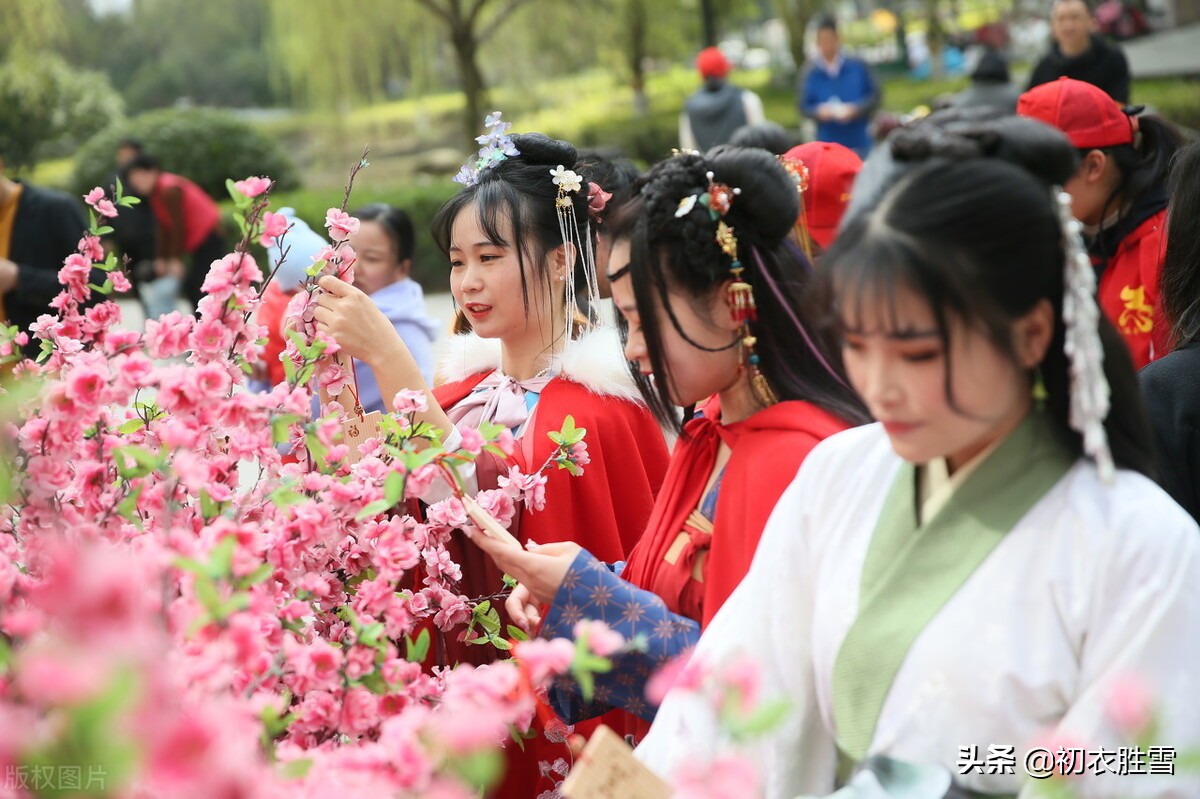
left=346, top=203, right=439, bottom=407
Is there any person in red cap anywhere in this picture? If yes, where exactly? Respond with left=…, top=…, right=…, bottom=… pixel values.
left=679, top=46, right=765, bottom=152
left=1018, top=77, right=1183, bottom=368
left=782, top=141, right=863, bottom=257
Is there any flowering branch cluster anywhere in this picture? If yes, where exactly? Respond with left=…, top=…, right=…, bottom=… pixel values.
left=0, top=174, right=611, bottom=798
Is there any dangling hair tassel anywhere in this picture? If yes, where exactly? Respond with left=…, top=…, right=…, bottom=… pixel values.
left=728, top=264, right=757, bottom=324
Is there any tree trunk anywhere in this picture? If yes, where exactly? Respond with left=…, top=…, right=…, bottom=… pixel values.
left=700, top=0, right=718, bottom=46
left=450, top=23, right=489, bottom=147
left=627, top=0, right=649, bottom=116
left=774, top=0, right=814, bottom=77
left=925, top=0, right=946, bottom=80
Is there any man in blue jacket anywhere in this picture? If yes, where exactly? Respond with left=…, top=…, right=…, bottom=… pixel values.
left=798, top=17, right=881, bottom=158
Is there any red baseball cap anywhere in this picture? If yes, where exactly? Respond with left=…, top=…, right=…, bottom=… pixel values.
left=696, top=47, right=731, bottom=79
left=782, top=142, right=863, bottom=249
left=1017, top=77, right=1136, bottom=149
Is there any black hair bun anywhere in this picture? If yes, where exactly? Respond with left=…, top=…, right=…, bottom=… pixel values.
left=708, top=144, right=800, bottom=244
left=892, top=111, right=1077, bottom=187
left=511, top=133, right=578, bottom=170
left=849, top=110, right=1079, bottom=222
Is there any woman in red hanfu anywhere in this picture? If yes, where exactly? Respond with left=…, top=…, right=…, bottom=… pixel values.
left=466, top=145, right=869, bottom=739
left=314, top=120, right=669, bottom=797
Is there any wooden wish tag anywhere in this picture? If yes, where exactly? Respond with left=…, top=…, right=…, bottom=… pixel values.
left=560, top=725, right=671, bottom=799
left=317, top=351, right=384, bottom=465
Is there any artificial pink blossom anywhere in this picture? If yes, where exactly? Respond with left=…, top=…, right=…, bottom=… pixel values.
left=1105, top=673, right=1154, bottom=737
left=514, top=638, right=576, bottom=684
left=645, top=649, right=704, bottom=706
left=568, top=441, right=590, bottom=467
left=392, top=389, right=428, bottom=415
left=234, top=176, right=272, bottom=198
left=78, top=234, right=105, bottom=262
left=260, top=211, right=289, bottom=247
left=459, top=428, right=485, bottom=456
left=672, top=755, right=760, bottom=799
left=573, top=619, right=624, bottom=658
left=324, top=208, right=361, bottom=242
left=473, top=489, right=516, bottom=529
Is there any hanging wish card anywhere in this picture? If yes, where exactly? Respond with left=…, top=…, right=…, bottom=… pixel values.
left=560, top=725, right=671, bottom=799
left=317, top=350, right=384, bottom=465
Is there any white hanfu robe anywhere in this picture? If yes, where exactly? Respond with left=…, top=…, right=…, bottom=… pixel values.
left=637, top=420, right=1200, bottom=798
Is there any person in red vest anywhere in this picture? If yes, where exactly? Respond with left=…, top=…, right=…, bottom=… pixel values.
left=123, top=154, right=227, bottom=315
left=1019, top=77, right=1183, bottom=368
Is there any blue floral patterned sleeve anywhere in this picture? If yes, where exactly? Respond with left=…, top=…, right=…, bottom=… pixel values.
left=541, top=549, right=700, bottom=723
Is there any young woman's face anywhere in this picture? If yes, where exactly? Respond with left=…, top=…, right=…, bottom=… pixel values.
left=350, top=220, right=407, bottom=296
left=609, top=238, right=740, bottom=407
left=841, top=282, right=1031, bottom=470
left=448, top=202, right=560, bottom=343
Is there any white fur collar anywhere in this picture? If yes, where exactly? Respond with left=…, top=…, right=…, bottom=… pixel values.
left=435, top=326, right=643, bottom=403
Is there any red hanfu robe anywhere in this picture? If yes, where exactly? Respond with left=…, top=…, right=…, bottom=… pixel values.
left=417, top=329, right=670, bottom=798
left=622, top=397, right=851, bottom=628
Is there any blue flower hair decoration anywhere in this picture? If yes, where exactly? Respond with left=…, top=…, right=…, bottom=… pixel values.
left=452, top=111, right=520, bottom=187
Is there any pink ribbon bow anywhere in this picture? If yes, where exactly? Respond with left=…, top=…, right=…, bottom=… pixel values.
left=445, top=370, right=556, bottom=433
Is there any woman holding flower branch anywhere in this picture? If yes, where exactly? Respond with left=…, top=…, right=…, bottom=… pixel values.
left=312, top=115, right=670, bottom=797
left=466, top=145, right=868, bottom=743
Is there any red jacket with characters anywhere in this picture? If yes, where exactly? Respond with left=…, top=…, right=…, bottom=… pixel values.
left=424, top=327, right=671, bottom=798
left=1095, top=208, right=1169, bottom=369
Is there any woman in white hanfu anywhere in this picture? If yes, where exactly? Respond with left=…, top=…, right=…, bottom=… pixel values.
left=636, top=115, right=1200, bottom=799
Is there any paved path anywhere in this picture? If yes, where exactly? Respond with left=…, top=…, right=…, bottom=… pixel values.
left=1125, top=23, right=1200, bottom=78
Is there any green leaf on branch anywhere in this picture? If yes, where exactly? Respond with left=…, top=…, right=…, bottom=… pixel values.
left=199, top=489, right=222, bottom=522
left=306, top=431, right=329, bottom=471
left=724, top=697, right=791, bottom=741
left=359, top=669, right=389, bottom=695
left=547, top=414, right=586, bottom=447
left=271, top=414, right=300, bottom=445
left=211, top=535, right=237, bottom=578
left=237, top=563, right=274, bottom=589
left=404, top=629, right=430, bottom=663
left=117, top=417, right=144, bottom=434
left=383, top=469, right=406, bottom=506
left=194, top=575, right=222, bottom=616
left=218, top=593, right=251, bottom=618
left=448, top=748, right=504, bottom=790
left=279, top=758, right=312, bottom=780
left=269, top=486, right=307, bottom=508
left=94, top=225, right=114, bottom=236
left=116, top=486, right=142, bottom=523
left=112, top=445, right=161, bottom=479
left=355, top=499, right=393, bottom=521
left=506, top=624, right=529, bottom=642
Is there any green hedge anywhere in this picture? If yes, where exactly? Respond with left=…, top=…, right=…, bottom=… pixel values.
left=73, top=108, right=299, bottom=199
left=266, top=182, right=460, bottom=293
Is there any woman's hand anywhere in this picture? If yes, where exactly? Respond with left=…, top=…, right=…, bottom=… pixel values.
left=465, top=531, right=581, bottom=629
left=506, top=582, right=541, bottom=632
left=313, top=275, right=404, bottom=367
